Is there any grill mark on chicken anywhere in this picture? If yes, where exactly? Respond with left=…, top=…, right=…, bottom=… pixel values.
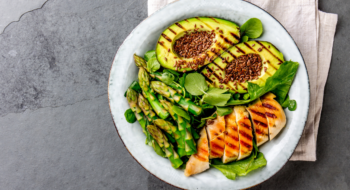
left=253, top=119, right=268, bottom=128
left=265, top=112, right=277, bottom=119
left=240, top=131, right=253, bottom=141
left=249, top=109, right=266, bottom=118
left=262, top=103, right=277, bottom=110
left=194, top=154, right=208, bottom=162
left=240, top=140, right=252, bottom=149
left=240, top=122, right=251, bottom=130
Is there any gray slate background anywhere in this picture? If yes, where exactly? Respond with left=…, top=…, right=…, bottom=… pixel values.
left=0, top=0, right=348, bottom=189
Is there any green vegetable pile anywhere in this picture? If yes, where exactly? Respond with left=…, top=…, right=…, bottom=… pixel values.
left=123, top=18, right=299, bottom=180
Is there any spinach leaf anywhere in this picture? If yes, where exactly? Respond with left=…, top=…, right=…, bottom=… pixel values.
left=124, top=109, right=137, bottom=123
left=172, top=105, right=191, bottom=121
left=184, top=73, right=208, bottom=95
left=124, top=81, right=141, bottom=97
left=241, top=18, right=263, bottom=39
left=216, top=106, right=233, bottom=116
left=144, top=50, right=156, bottom=62
left=179, top=73, right=187, bottom=87
left=211, top=152, right=267, bottom=180
left=202, top=88, right=232, bottom=106
left=226, top=61, right=299, bottom=105
left=147, top=57, right=161, bottom=73
left=161, top=72, right=175, bottom=85
left=242, top=35, right=249, bottom=42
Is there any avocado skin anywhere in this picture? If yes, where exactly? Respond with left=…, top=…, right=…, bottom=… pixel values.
left=156, top=17, right=240, bottom=72
left=202, top=41, right=285, bottom=93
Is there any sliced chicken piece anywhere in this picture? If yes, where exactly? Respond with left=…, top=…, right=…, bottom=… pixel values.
left=246, top=98, right=269, bottom=146
left=234, top=106, right=254, bottom=161
left=222, top=111, right=240, bottom=163
left=260, top=92, right=287, bottom=140
left=184, top=128, right=210, bottom=177
left=206, top=115, right=226, bottom=159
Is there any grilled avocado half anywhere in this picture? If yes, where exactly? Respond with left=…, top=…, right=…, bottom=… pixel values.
left=202, top=41, right=284, bottom=93
left=156, top=17, right=240, bottom=72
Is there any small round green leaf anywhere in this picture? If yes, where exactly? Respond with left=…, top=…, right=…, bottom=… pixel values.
left=242, top=35, right=249, bottom=42
left=288, top=100, right=297, bottom=111
left=184, top=73, right=208, bottom=96
left=124, top=109, right=136, bottom=123
left=147, top=57, right=161, bottom=73
left=241, top=18, right=263, bottom=39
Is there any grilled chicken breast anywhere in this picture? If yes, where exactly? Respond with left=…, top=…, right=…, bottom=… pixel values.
left=222, top=111, right=240, bottom=163
left=246, top=98, right=269, bottom=146
left=184, top=128, right=210, bottom=177
left=260, top=92, right=287, bottom=140
left=234, top=106, right=254, bottom=161
left=206, top=115, right=226, bottom=159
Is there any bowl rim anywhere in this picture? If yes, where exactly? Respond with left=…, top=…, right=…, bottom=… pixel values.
left=107, top=0, right=310, bottom=189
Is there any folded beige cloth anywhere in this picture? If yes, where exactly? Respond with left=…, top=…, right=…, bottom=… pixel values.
left=148, top=0, right=337, bottom=161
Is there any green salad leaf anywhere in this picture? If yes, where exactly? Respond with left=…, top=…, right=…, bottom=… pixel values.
left=241, top=18, right=263, bottom=39
left=202, top=88, right=232, bottom=106
left=226, top=61, right=299, bottom=106
left=147, top=57, right=161, bottom=73
left=211, top=140, right=266, bottom=180
left=161, top=72, right=175, bottom=85
left=172, top=105, right=191, bottom=121
left=144, top=50, right=156, bottom=62
left=184, top=73, right=208, bottom=95
left=124, top=109, right=137, bottom=123
left=211, top=152, right=267, bottom=180
left=216, top=106, right=233, bottom=116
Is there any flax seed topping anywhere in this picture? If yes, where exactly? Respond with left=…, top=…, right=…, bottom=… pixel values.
left=174, top=31, right=215, bottom=59
left=222, top=54, right=263, bottom=83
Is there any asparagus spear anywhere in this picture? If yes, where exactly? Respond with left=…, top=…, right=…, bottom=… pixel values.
left=138, top=94, right=186, bottom=157
left=133, top=54, right=148, bottom=71
left=138, top=68, right=169, bottom=119
left=126, top=88, right=148, bottom=137
left=133, top=54, right=185, bottom=96
left=151, top=81, right=203, bottom=116
left=147, top=125, right=183, bottom=168
left=160, top=99, right=197, bottom=156
left=127, top=88, right=165, bottom=156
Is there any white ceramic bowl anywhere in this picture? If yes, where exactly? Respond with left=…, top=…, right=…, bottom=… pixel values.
left=108, top=0, right=309, bottom=189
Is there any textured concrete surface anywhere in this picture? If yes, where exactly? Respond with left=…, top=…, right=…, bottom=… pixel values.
left=0, top=0, right=348, bottom=189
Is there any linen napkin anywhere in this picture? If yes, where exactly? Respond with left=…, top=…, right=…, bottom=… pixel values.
left=148, top=0, right=337, bottom=161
